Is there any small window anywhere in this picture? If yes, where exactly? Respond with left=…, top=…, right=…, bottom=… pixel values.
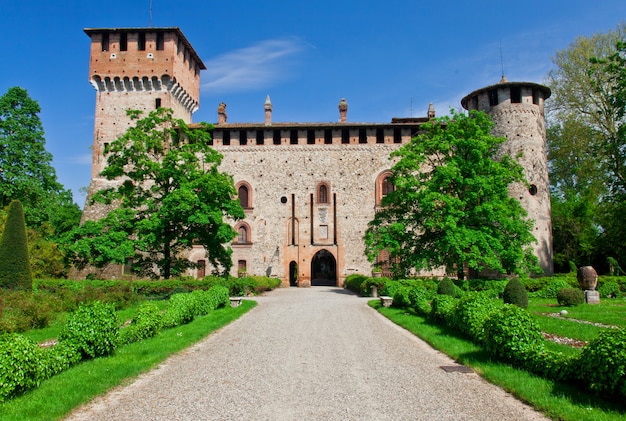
left=101, top=33, right=109, bottom=52
left=273, top=130, right=281, bottom=145
left=120, top=33, right=127, bottom=51
left=238, top=260, right=247, bottom=273
left=155, top=98, right=161, bottom=109
left=256, top=130, right=264, bottom=145
left=359, top=128, right=367, bottom=144
left=238, top=185, right=249, bottom=208
left=138, top=32, right=146, bottom=51
left=488, top=89, right=499, bottom=106
left=318, top=184, right=329, bottom=204
left=393, top=128, right=402, bottom=144
left=223, top=130, right=231, bottom=146
left=382, top=177, right=394, bottom=196
left=532, top=89, right=540, bottom=105
left=511, top=86, right=521, bottom=104
left=376, top=128, right=384, bottom=144
left=307, top=129, right=315, bottom=144
left=197, top=260, right=206, bottom=279
left=341, top=128, right=349, bottom=144
left=156, top=32, right=164, bottom=51
left=237, top=226, right=248, bottom=243
left=290, top=130, right=298, bottom=145
left=239, top=130, right=247, bottom=145
left=324, top=129, right=333, bottom=144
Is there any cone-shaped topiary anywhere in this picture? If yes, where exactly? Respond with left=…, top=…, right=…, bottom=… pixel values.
left=437, top=277, right=456, bottom=297
left=0, top=200, right=32, bottom=290
left=503, top=277, right=528, bottom=309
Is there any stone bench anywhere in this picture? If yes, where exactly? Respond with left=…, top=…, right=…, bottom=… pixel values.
left=380, top=296, right=393, bottom=308
left=229, top=297, right=243, bottom=307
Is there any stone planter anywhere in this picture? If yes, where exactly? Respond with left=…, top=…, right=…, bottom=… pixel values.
left=380, top=296, right=393, bottom=308
left=577, top=266, right=598, bottom=291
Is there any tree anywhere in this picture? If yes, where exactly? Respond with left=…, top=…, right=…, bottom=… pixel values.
left=63, top=108, right=244, bottom=278
left=0, top=200, right=32, bottom=290
left=364, top=110, right=538, bottom=279
left=0, top=87, right=80, bottom=230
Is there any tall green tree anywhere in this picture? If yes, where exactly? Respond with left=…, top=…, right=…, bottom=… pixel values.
left=0, top=200, right=32, bottom=290
left=63, top=108, right=244, bottom=279
left=364, top=110, right=538, bottom=279
left=0, top=86, right=81, bottom=234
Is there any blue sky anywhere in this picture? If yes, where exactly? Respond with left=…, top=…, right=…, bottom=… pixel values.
left=1, top=1, right=624, bottom=207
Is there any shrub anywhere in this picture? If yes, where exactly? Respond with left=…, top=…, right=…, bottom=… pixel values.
left=0, top=291, right=62, bottom=333
left=344, top=274, right=369, bottom=295
left=39, top=341, right=81, bottom=379
left=193, top=286, right=229, bottom=315
left=119, top=301, right=163, bottom=345
left=598, top=281, right=622, bottom=298
left=452, top=292, right=500, bottom=344
left=576, top=329, right=626, bottom=398
left=392, top=285, right=412, bottom=308
left=530, top=278, right=572, bottom=298
left=502, top=278, right=528, bottom=309
left=58, top=301, right=118, bottom=359
left=0, top=200, right=32, bottom=290
left=408, top=286, right=432, bottom=316
left=0, top=333, right=44, bottom=402
left=430, top=294, right=457, bottom=326
left=437, top=278, right=457, bottom=297
left=483, top=304, right=545, bottom=366
left=556, top=288, right=584, bottom=306
left=163, top=292, right=198, bottom=328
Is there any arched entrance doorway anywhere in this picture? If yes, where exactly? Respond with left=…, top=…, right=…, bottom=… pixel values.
left=289, top=261, right=298, bottom=287
left=311, top=249, right=336, bottom=286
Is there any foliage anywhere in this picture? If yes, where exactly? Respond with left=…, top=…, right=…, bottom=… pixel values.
left=163, top=292, right=198, bottom=328
left=430, top=294, right=457, bottom=325
left=483, top=304, right=545, bottom=366
left=576, top=328, right=626, bottom=398
left=58, top=301, right=118, bottom=359
left=62, top=108, right=244, bottom=278
left=451, top=292, right=500, bottom=344
left=365, top=109, right=538, bottom=279
left=598, top=280, right=622, bottom=298
left=0, top=200, right=32, bottom=290
left=436, top=277, right=457, bottom=297
left=529, top=278, right=573, bottom=298
left=0, top=87, right=81, bottom=231
left=119, top=302, right=163, bottom=345
left=0, top=291, right=62, bottom=333
left=344, top=274, right=376, bottom=296
left=502, top=278, right=528, bottom=309
left=556, top=288, right=584, bottom=306
left=407, top=286, right=432, bottom=316
left=0, top=333, right=44, bottom=402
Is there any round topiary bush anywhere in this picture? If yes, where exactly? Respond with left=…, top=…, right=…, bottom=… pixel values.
left=483, top=304, right=545, bottom=366
left=599, top=281, right=622, bottom=298
left=577, top=328, right=626, bottom=398
left=556, top=288, right=584, bottom=306
left=0, top=333, right=43, bottom=402
left=58, top=301, right=118, bottom=359
left=503, top=278, right=528, bottom=309
left=452, top=291, right=500, bottom=344
left=437, top=278, right=456, bottom=297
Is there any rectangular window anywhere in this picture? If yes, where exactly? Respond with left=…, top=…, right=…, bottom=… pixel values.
left=511, top=86, right=521, bottom=104
left=320, top=225, right=328, bottom=239
left=120, top=33, right=127, bottom=51
left=123, top=258, right=133, bottom=276
left=324, top=129, right=333, bottom=144
left=393, top=128, right=402, bottom=144
left=341, top=128, right=349, bottom=144
left=155, top=98, right=161, bottom=109
left=156, top=32, right=164, bottom=51
left=532, top=89, right=540, bottom=105
left=101, top=33, right=109, bottom=52
left=223, top=130, right=230, bottom=146
left=103, top=142, right=110, bottom=154
left=307, top=129, right=315, bottom=144
left=488, top=89, right=499, bottom=106
left=273, top=130, right=281, bottom=145
left=239, top=130, right=247, bottom=145
left=359, top=128, right=367, bottom=144
left=376, top=128, right=384, bottom=143
left=238, top=260, right=247, bottom=272
left=138, top=32, right=146, bottom=51
left=197, top=260, right=206, bottom=279
left=290, top=130, right=298, bottom=145
left=256, top=130, right=264, bottom=145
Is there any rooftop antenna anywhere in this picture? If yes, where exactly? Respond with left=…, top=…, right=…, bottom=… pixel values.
left=499, top=39, right=507, bottom=82
left=149, top=0, right=153, bottom=27
left=410, top=97, right=414, bottom=117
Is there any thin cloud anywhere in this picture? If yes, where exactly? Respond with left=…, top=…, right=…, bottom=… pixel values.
left=56, top=154, right=92, bottom=165
left=201, top=37, right=307, bottom=93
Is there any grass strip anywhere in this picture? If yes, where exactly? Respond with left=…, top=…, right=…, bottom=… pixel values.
left=371, top=301, right=626, bottom=421
left=0, top=300, right=256, bottom=421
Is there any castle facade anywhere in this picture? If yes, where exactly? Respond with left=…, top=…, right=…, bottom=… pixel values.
left=81, top=27, right=553, bottom=286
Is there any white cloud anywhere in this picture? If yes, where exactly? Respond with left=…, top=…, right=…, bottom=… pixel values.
left=56, top=154, right=92, bottom=165
left=201, top=37, right=307, bottom=93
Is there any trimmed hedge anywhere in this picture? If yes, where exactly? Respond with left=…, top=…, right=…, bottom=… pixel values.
left=502, top=278, right=528, bottom=308
left=58, top=301, right=118, bottom=359
left=576, top=328, right=626, bottom=398
left=556, top=288, right=584, bottom=306
left=0, top=200, right=32, bottom=290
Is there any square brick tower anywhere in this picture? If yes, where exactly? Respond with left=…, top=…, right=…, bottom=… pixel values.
left=82, top=27, right=205, bottom=222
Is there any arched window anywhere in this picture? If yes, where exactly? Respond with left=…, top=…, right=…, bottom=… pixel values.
left=234, top=222, right=252, bottom=245
left=236, top=182, right=253, bottom=209
left=318, top=183, right=329, bottom=204
left=382, top=176, right=394, bottom=196
left=376, top=171, right=394, bottom=207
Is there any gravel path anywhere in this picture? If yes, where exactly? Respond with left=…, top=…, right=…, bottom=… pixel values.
left=66, top=287, right=548, bottom=420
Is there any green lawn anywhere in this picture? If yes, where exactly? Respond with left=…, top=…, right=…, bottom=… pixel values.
left=0, top=300, right=256, bottom=421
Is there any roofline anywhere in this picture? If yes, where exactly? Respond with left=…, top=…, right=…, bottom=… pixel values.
left=189, top=121, right=427, bottom=130
left=84, top=27, right=206, bottom=70
left=461, top=81, right=551, bottom=109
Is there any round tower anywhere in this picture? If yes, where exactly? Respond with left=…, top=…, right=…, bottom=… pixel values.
left=461, top=79, right=553, bottom=275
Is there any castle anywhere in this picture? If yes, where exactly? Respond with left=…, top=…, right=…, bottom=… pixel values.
left=81, top=27, right=553, bottom=286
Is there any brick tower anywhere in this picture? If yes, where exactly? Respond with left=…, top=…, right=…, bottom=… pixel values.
left=461, top=78, right=553, bottom=275
left=82, top=27, right=205, bottom=221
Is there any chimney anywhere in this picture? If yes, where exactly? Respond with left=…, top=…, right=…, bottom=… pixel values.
left=217, top=102, right=227, bottom=124
left=338, top=98, right=348, bottom=123
left=264, top=95, right=272, bottom=125
left=428, top=103, right=435, bottom=119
